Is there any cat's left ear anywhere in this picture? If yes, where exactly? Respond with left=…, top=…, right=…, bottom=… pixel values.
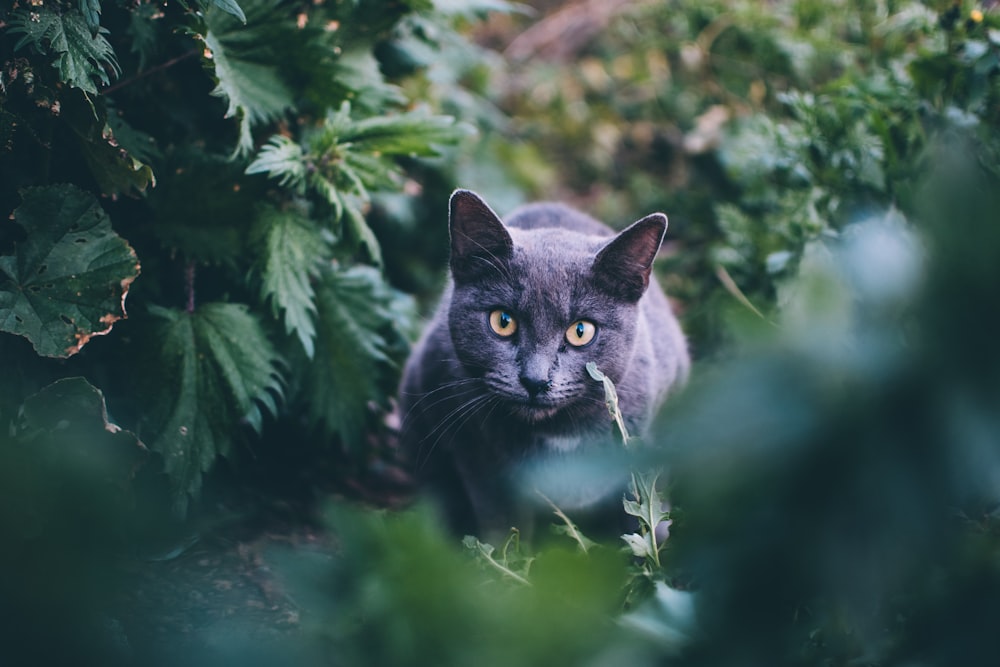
left=449, top=189, right=513, bottom=283
left=591, top=213, right=668, bottom=302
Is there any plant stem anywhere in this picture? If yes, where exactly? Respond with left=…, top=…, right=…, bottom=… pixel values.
left=185, top=261, right=196, bottom=313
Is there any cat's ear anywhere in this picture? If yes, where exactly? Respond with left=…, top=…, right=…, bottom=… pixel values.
left=449, top=189, right=513, bottom=283
left=591, top=213, right=668, bottom=302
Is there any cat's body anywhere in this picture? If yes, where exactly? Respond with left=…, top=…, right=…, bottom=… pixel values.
left=399, top=190, right=688, bottom=538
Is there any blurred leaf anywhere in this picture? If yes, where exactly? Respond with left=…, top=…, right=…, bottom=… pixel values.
left=1, top=376, right=148, bottom=663
left=619, top=582, right=696, bottom=653
left=0, top=184, right=140, bottom=358
left=145, top=303, right=283, bottom=512
left=203, top=0, right=247, bottom=24
left=19, top=376, right=147, bottom=483
left=282, top=505, right=631, bottom=667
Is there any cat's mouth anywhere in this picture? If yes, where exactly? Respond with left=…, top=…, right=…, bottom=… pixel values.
left=511, top=404, right=560, bottom=423
left=508, top=397, right=562, bottom=423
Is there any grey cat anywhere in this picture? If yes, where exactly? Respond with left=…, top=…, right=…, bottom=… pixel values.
left=399, top=190, right=689, bottom=538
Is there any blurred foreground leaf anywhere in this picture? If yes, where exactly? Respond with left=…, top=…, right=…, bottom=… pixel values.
left=1, top=377, right=146, bottom=665
left=281, top=505, right=635, bottom=667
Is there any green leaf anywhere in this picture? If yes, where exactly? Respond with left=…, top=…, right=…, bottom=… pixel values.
left=9, top=377, right=147, bottom=544
left=145, top=303, right=283, bottom=512
left=621, top=532, right=654, bottom=559
left=0, top=184, right=140, bottom=358
left=250, top=102, right=467, bottom=199
left=8, top=6, right=120, bottom=94
left=78, top=0, right=102, bottom=35
left=202, top=0, right=293, bottom=156
left=202, top=0, right=247, bottom=24
left=245, top=135, right=306, bottom=190
left=585, top=361, right=631, bottom=443
left=343, top=106, right=472, bottom=157
left=19, top=377, right=147, bottom=477
left=62, top=94, right=156, bottom=197
left=298, top=264, right=415, bottom=450
left=463, top=534, right=532, bottom=585
left=342, top=194, right=384, bottom=266
left=252, top=205, right=328, bottom=357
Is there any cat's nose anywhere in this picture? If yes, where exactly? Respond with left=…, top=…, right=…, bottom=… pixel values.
left=519, top=374, right=552, bottom=397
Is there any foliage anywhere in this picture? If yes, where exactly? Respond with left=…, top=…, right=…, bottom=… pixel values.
left=1, top=0, right=497, bottom=657
left=4, top=0, right=1000, bottom=665
left=280, top=504, right=645, bottom=667
left=1, top=0, right=478, bottom=510
left=488, top=0, right=1000, bottom=351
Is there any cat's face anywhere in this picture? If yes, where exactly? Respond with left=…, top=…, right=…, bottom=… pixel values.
left=445, top=191, right=665, bottom=427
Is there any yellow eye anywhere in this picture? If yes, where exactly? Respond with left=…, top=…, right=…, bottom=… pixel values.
left=489, top=309, right=517, bottom=337
left=566, top=320, right=596, bottom=346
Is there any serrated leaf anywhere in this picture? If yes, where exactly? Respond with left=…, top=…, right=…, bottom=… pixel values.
left=327, top=49, right=407, bottom=113
left=250, top=101, right=467, bottom=209
left=344, top=107, right=471, bottom=157
left=252, top=205, right=327, bottom=357
left=299, top=264, right=415, bottom=450
left=8, top=6, right=120, bottom=94
left=342, top=194, right=384, bottom=266
left=0, top=184, right=140, bottom=358
left=145, top=303, right=283, bottom=513
left=245, top=135, right=306, bottom=190
left=202, top=0, right=293, bottom=156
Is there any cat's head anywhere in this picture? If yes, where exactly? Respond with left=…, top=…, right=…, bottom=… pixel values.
left=445, top=189, right=667, bottom=426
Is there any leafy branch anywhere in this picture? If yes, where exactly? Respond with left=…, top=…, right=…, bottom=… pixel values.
left=247, top=102, right=469, bottom=263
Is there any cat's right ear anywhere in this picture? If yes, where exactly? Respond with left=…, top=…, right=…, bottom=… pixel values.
left=449, top=189, right=513, bottom=283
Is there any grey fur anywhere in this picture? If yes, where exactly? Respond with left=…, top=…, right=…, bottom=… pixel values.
left=399, top=190, right=689, bottom=537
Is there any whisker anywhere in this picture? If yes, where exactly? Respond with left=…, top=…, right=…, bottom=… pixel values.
left=415, top=393, right=495, bottom=468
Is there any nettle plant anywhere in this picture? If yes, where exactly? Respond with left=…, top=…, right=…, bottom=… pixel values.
left=0, top=0, right=493, bottom=513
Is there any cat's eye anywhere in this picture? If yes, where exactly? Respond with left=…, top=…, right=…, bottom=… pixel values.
left=488, top=309, right=518, bottom=337
left=565, top=320, right=596, bottom=347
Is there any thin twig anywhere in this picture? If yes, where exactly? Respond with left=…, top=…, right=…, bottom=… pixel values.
left=537, top=490, right=590, bottom=553
left=474, top=543, right=531, bottom=586
left=715, top=264, right=770, bottom=322
left=104, top=48, right=200, bottom=95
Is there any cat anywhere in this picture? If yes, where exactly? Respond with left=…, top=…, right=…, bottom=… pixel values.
left=398, top=189, right=689, bottom=539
